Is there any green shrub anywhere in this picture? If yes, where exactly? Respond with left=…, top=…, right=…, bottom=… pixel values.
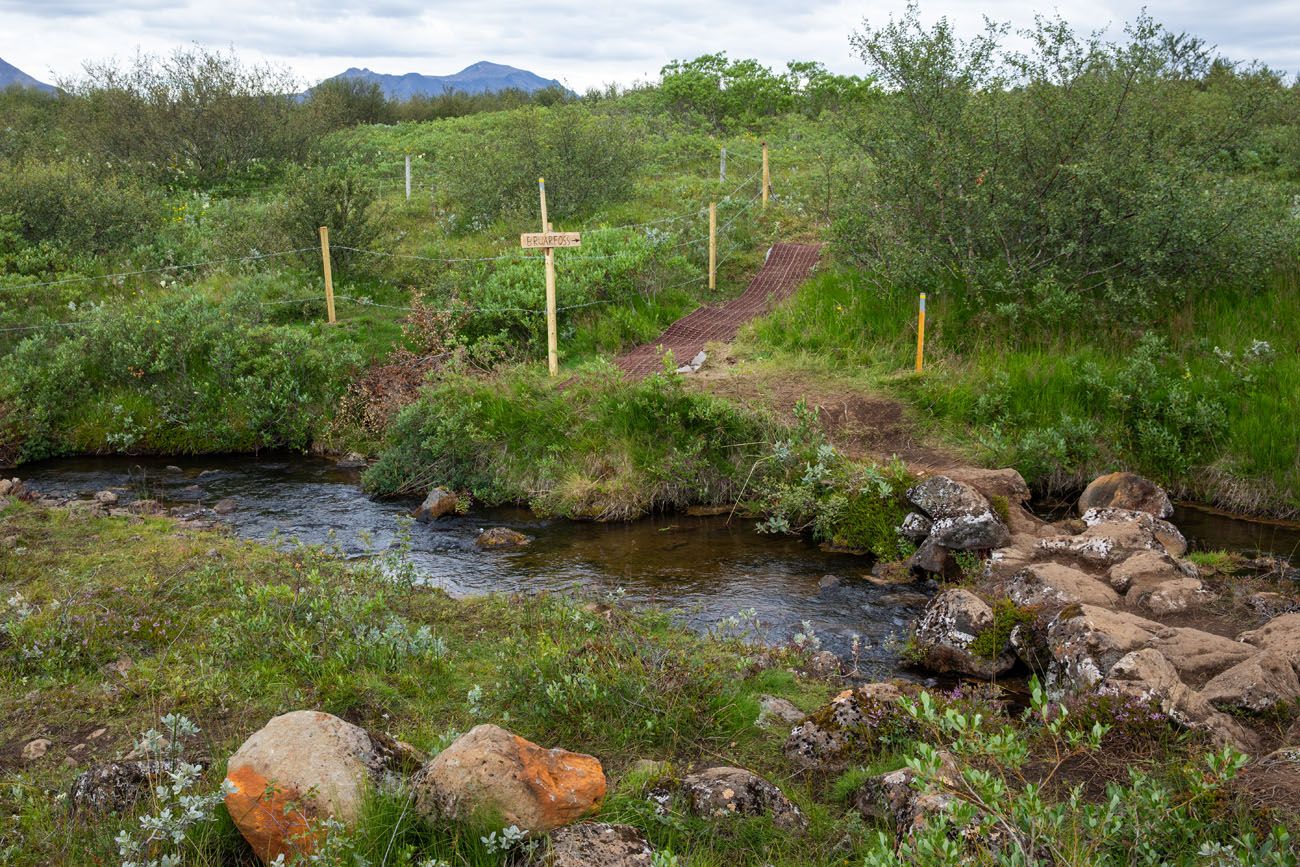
left=754, top=401, right=916, bottom=557
left=458, top=227, right=695, bottom=355
left=0, top=295, right=356, bottom=461
left=436, top=105, right=644, bottom=228
left=0, top=160, right=162, bottom=257
left=61, top=45, right=309, bottom=185
left=836, top=9, right=1297, bottom=312
left=363, top=368, right=773, bottom=520
left=279, top=162, right=389, bottom=272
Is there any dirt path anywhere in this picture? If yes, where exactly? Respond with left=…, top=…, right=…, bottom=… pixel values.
left=615, top=243, right=824, bottom=377
left=690, top=366, right=966, bottom=472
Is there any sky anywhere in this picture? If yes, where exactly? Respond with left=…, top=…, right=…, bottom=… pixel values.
left=1, top=0, right=1297, bottom=91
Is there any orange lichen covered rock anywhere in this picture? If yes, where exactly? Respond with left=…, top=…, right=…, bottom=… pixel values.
left=224, top=711, right=386, bottom=863
left=414, top=724, right=605, bottom=833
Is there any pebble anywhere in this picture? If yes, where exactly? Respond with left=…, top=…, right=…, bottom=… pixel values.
left=22, top=738, right=51, bottom=761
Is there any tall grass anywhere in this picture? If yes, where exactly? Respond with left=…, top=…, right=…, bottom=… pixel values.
left=746, top=266, right=1300, bottom=515
left=363, top=367, right=776, bottom=519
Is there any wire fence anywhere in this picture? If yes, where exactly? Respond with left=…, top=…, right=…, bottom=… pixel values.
left=1, top=153, right=771, bottom=340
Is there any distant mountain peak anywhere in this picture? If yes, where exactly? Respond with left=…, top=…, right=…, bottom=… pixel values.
left=314, top=61, right=565, bottom=101
left=0, top=57, right=55, bottom=93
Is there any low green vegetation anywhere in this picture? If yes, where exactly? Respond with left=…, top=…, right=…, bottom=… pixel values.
left=1, top=504, right=1293, bottom=865
left=3, top=8, right=1294, bottom=518
left=363, top=367, right=774, bottom=520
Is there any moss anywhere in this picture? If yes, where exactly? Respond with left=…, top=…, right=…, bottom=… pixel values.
left=822, top=489, right=912, bottom=557
left=969, top=599, right=1036, bottom=660
left=989, top=494, right=1011, bottom=524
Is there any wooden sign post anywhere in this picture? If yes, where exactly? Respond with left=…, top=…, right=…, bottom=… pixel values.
left=523, top=178, right=581, bottom=376
left=319, top=226, right=336, bottom=325
left=405, top=155, right=412, bottom=200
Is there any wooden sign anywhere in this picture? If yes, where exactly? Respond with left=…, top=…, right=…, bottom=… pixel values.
left=521, top=231, right=581, bottom=249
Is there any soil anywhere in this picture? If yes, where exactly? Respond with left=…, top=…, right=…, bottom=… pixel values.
left=689, top=363, right=965, bottom=472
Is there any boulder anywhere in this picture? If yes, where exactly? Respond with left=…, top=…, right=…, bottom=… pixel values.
left=943, top=467, right=1032, bottom=505
left=1047, top=605, right=1162, bottom=688
left=93, top=490, right=118, bottom=504
left=908, top=536, right=952, bottom=575
left=907, top=475, right=1010, bottom=551
left=70, top=759, right=189, bottom=815
left=908, top=476, right=994, bottom=520
left=413, top=487, right=459, bottom=523
left=1201, top=650, right=1300, bottom=713
left=413, top=724, right=605, bottom=834
left=852, top=750, right=960, bottom=836
left=532, top=823, right=654, bottom=866
left=1036, top=510, right=1186, bottom=565
left=1148, top=627, right=1257, bottom=683
left=804, top=649, right=841, bottom=678
left=1107, top=550, right=1195, bottom=594
left=1110, top=550, right=1207, bottom=614
left=898, top=512, right=933, bottom=542
left=680, top=766, right=806, bottom=832
left=1136, top=577, right=1209, bottom=616
left=213, top=498, right=237, bottom=515
left=1239, top=614, right=1300, bottom=671
left=1005, top=563, right=1119, bottom=609
left=756, top=696, right=805, bottom=729
left=1078, top=472, right=1174, bottom=519
left=912, top=589, right=1016, bottom=679
left=1101, top=649, right=1257, bottom=752
left=985, top=543, right=1038, bottom=581
left=224, top=711, right=390, bottom=863
left=784, top=682, right=905, bottom=770
left=68, top=500, right=108, bottom=519
left=1083, top=508, right=1187, bottom=557
left=127, top=499, right=163, bottom=516
left=929, top=511, right=1011, bottom=551
left=1048, top=604, right=1255, bottom=689
left=336, top=452, right=368, bottom=469
left=476, top=527, right=531, bottom=549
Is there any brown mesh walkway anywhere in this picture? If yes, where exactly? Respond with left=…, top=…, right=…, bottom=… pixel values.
left=615, top=242, right=823, bottom=378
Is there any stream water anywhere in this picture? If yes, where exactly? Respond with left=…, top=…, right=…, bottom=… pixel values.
left=18, top=454, right=1300, bottom=673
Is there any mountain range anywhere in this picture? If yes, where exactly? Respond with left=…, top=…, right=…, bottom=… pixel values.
left=317, top=61, right=565, bottom=100
left=0, top=57, right=55, bottom=93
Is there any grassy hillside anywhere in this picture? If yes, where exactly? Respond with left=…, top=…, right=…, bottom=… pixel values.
left=0, top=23, right=1297, bottom=516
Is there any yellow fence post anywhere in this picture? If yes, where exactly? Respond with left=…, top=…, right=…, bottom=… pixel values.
left=319, top=226, right=336, bottom=325
left=708, top=202, right=717, bottom=291
left=915, top=292, right=926, bottom=373
left=761, top=141, right=770, bottom=209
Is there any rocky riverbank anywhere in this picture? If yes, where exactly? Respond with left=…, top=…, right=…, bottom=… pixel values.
left=893, top=469, right=1299, bottom=754
left=3, top=474, right=1299, bottom=864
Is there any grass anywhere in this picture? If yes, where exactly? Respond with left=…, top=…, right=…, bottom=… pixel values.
left=0, top=499, right=839, bottom=865
left=739, top=266, right=1300, bottom=517
left=362, top=366, right=778, bottom=520
left=3, top=500, right=1296, bottom=864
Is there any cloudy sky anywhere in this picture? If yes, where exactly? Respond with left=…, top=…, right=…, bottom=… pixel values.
left=1, top=0, right=1297, bottom=90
